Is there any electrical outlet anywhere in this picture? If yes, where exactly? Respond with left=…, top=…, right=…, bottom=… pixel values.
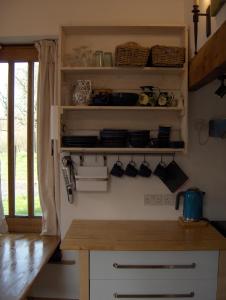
left=144, top=194, right=175, bottom=206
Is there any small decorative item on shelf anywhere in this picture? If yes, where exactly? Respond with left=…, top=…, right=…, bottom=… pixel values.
left=100, top=129, right=128, bottom=148
left=170, top=90, right=184, bottom=107
left=91, top=89, right=112, bottom=106
left=148, top=45, right=185, bottom=68
left=74, top=46, right=94, bottom=67
left=61, top=135, right=98, bottom=147
left=138, top=93, right=149, bottom=106
left=63, top=53, right=75, bottom=67
left=158, top=92, right=169, bottom=106
left=139, top=86, right=159, bottom=106
left=157, top=126, right=171, bottom=148
left=91, top=91, right=139, bottom=106
left=63, top=47, right=94, bottom=67
left=115, top=42, right=149, bottom=67
left=72, top=47, right=83, bottom=67
left=72, top=80, right=92, bottom=105
left=103, top=52, right=113, bottom=67
left=110, top=93, right=139, bottom=106
left=170, top=94, right=178, bottom=107
left=128, top=130, right=150, bottom=148
left=138, top=86, right=179, bottom=107
left=158, top=91, right=175, bottom=107
left=94, top=50, right=104, bottom=67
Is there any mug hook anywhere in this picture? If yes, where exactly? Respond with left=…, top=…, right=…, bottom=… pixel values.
left=172, top=152, right=175, bottom=161
left=80, top=155, right=84, bottom=166
left=103, top=155, right=107, bottom=166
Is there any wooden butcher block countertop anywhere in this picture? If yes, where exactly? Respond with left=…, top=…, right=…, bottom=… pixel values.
left=61, top=220, right=226, bottom=251
left=0, top=233, right=60, bottom=300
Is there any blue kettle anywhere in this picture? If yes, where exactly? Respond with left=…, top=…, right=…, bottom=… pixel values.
left=175, top=188, right=205, bottom=221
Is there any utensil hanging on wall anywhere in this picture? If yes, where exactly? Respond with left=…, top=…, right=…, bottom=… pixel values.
left=61, top=153, right=76, bottom=203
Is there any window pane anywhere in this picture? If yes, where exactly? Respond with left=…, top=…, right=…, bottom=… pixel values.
left=0, top=63, right=9, bottom=215
left=14, top=62, right=28, bottom=216
left=34, top=62, right=41, bottom=216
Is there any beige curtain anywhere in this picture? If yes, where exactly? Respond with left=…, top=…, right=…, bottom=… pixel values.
left=35, top=40, right=60, bottom=235
left=0, top=161, right=8, bottom=233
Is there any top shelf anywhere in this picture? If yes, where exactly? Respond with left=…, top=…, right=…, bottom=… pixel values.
left=61, top=25, right=187, bottom=35
left=60, top=66, right=185, bottom=75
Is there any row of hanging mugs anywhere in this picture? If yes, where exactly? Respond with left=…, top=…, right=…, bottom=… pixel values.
left=110, top=155, right=189, bottom=193
left=111, top=157, right=152, bottom=178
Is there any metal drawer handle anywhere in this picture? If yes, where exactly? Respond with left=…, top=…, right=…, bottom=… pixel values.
left=113, top=263, right=196, bottom=269
left=113, top=292, right=195, bottom=298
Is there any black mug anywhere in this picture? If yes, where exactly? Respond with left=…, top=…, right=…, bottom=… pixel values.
left=125, top=161, right=138, bottom=177
left=111, top=160, right=124, bottom=177
left=138, top=161, right=152, bottom=178
left=154, top=161, right=167, bottom=180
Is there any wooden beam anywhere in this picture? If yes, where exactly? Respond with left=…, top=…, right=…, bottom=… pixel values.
left=0, top=45, right=38, bottom=62
left=189, top=21, right=226, bottom=91
left=211, top=0, right=226, bottom=16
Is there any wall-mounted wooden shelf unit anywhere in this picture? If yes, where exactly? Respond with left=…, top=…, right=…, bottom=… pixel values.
left=58, top=25, right=188, bottom=155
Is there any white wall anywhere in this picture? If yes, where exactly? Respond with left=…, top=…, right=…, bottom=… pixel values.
left=0, top=0, right=184, bottom=42
left=56, top=0, right=226, bottom=237
left=1, top=0, right=226, bottom=299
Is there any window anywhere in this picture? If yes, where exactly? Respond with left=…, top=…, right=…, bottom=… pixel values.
left=0, top=45, right=41, bottom=231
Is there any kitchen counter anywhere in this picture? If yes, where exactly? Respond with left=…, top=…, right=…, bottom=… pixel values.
left=61, top=219, right=226, bottom=251
left=61, top=220, right=226, bottom=300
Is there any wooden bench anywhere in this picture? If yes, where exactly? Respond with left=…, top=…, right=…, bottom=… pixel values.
left=0, top=233, right=60, bottom=300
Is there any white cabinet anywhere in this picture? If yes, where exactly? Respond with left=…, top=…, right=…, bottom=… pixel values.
left=90, top=251, right=218, bottom=300
left=90, top=251, right=218, bottom=280
left=58, top=25, right=188, bottom=154
left=90, top=279, right=217, bottom=300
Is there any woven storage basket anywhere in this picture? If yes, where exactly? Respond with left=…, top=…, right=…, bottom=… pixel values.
left=151, top=45, right=185, bottom=67
left=115, top=42, right=149, bottom=67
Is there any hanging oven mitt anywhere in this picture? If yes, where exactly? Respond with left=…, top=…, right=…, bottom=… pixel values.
left=164, top=160, right=188, bottom=193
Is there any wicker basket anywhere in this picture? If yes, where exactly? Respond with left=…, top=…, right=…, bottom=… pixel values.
left=151, top=45, right=185, bottom=67
left=115, top=42, right=149, bottom=67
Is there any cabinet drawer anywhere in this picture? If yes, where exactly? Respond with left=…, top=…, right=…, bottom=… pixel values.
left=90, top=251, right=218, bottom=280
left=90, top=279, right=217, bottom=300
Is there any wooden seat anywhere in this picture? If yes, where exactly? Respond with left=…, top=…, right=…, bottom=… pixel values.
left=0, top=233, right=60, bottom=300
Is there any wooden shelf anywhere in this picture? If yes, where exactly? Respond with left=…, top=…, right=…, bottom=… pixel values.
left=59, top=25, right=188, bottom=155
left=60, top=147, right=184, bottom=154
left=61, top=66, right=185, bottom=75
left=60, top=105, right=183, bottom=112
left=61, top=25, right=187, bottom=35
